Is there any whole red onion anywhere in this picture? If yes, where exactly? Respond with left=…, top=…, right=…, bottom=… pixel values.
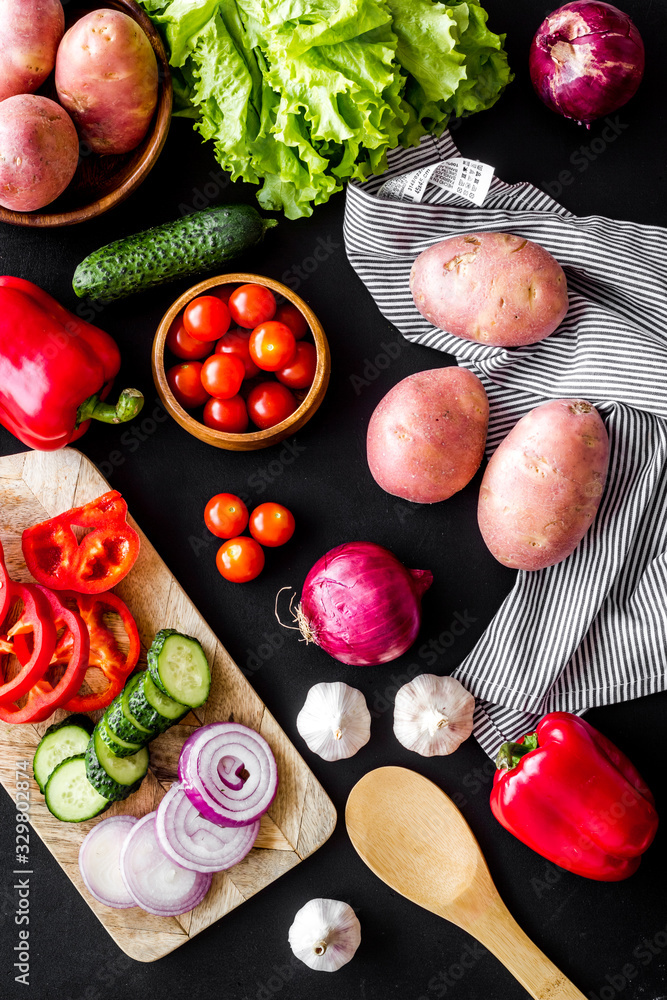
left=296, top=541, right=432, bottom=666
left=529, top=1, right=645, bottom=125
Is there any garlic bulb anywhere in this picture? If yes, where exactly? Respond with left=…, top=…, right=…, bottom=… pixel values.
left=296, top=682, right=371, bottom=761
left=288, top=898, right=361, bottom=972
left=393, top=674, right=474, bottom=756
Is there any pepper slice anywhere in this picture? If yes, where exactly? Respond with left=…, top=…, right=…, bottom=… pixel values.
left=22, top=491, right=140, bottom=595
left=0, top=540, right=10, bottom=626
left=0, top=583, right=57, bottom=706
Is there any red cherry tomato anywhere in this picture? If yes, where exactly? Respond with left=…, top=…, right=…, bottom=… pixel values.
left=203, top=395, right=249, bottom=433
left=276, top=341, right=317, bottom=390
left=249, top=322, right=296, bottom=372
left=215, top=328, right=260, bottom=379
left=184, top=296, right=231, bottom=342
left=216, top=536, right=265, bottom=583
left=249, top=502, right=295, bottom=547
left=166, top=314, right=212, bottom=360
left=201, top=354, right=245, bottom=399
left=247, top=382, right=297, bottom=430
left=166, top=362, right=210, bottom=409
left=210, top=285, right=235, bottom=305
left=275, top=302, right=308, bottom=340
left=229, top=284, right=276, bottom=328
left=204, top=493, right=248, bottom=538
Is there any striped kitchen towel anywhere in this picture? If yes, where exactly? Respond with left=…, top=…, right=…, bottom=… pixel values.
left=344, top=131, right=667, bottom=757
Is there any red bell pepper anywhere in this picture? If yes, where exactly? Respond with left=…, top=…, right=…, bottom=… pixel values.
left=0, top=540, right=10, bottom=625
left=0, top=583, right=57, bottom=706
left=22, top=491, right=140, bottom=594
left=0, top=276, right=143, bottom=451
left=490, top=712, right=658, bottom=881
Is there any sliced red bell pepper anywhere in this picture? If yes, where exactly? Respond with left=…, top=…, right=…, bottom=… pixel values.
left=22, top=491, right=140, bottom=595
left=0, top=583, right=57, bottom=706
left=0, top=540, right=10, bottom=626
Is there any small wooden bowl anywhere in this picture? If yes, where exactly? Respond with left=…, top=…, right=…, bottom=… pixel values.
left=152, top=274, right=331, bottom=451
left=0, top=0, right=172, bottom=229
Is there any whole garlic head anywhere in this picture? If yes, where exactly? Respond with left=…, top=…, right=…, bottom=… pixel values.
left=288, top=898, right=361, bottom=972
left=393, top=674, right=474, bottom=756
left=296, top=682, right=371, bottom=761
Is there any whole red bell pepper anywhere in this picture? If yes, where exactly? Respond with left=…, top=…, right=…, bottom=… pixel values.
left=0, top=276, right=144, bottom=451
left=490, top=712, right=658, bottom=881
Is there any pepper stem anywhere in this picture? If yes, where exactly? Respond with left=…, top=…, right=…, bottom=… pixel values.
left=77, top=388, right=144, bottom=427
left=496, top=737, right=537, bottom=772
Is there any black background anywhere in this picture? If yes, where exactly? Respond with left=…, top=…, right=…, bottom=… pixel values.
left=2, top=1, right=667, bottom=998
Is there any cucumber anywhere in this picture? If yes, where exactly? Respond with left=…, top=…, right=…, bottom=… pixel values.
left=44, top=755, right=110, bottom=823
left=85, top=727, right=149, bottom=802
left=97, top=717, right=144, bottom=758
left=148, top=629, right=211, bottom=709
left=33, top=715, right=94, bottom=794
left=105, top=674, right=156, bottom=746
left=128, top=670, right=188, bottom=733
left=72, top=205, right=277, bottom=303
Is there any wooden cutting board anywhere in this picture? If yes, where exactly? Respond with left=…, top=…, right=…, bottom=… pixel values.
left=0, top=449, right=336, bottom=962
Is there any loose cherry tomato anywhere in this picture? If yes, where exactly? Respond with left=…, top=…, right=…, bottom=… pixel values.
left=184, top=296, right=231, bottom=342
left=275, top=302, right=308, bottom=340
left=215, top=328, right=260, bottom=379
left=201, top=354, right=245, bottom=399
left=247, top=381, right=297, bottom=430
left=166, top=362, right=210, bottom=409
left=229, top=284, right=276, bottom=328
left=249, top=502, right=295, bottom=547
left=276, top=341, right=317, bottom=390
left=210, top=285, right=235, bottom=305
left=249, top=322, right=296, bottom=372
left=166, top=314, right=212, bottom=360
left=205, top=493, right=248, bottom=538
left=203, top=395, right=249, bottom=433
left=216, top=536, right=265, bottom=583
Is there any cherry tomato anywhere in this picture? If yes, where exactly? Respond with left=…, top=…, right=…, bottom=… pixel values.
left=184, top=296, right=231, bottom=342
left=275, top=302, right=308, bottom=340
left=276, top=341, right=317, bottom=390
left=215, top=328, right=260, bottom=379
left=247, top=381, right=297, bottom=430
left=201, top=354, right=245, bottom=399
left=210, top=285, right=235, bottom=305
left=203, top=395, right=249, bottom=433
left=216, top=536, right=265, bottom=583
left=249, top=502, right=295, bottom=547
left=229, top=284, right=276, bottom=328
left=204, top=493, right=248, bottom=538
left=166, top=314, right=212, bottom=360
left=166, top=362, right=210, bottom=409
left=249, top=322, right=296, bottom=372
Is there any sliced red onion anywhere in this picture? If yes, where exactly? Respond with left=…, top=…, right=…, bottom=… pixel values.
left=179, top=722, right=278, bottom=827
left=156, top=782, right=259, bottom=873
left=119, top=811, right=211, bottom=916
left=79, top=815, right=138, bottom=909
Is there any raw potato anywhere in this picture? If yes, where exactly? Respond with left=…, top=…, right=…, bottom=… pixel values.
left=0, top=0, right=64, bottom=102
left=410, top=231, right=569, bottom=347
left=367, top=367, right=489, bottom=504
left=478, top=399, right=609, bottom=571
left=0, top=95, right=79, bottom=212
left=55, top=9, right=158, bottom=155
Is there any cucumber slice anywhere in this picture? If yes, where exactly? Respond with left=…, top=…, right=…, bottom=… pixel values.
left=86, top=727, right=149, bottom=802
left=45, top=755, right=110, bottom=823
left=148, top=630, right=211, bottom=709
left=105, top=675, right=155, bottom=746
left=33, top=715, right=94, bottom=794
left=129, top=671, right=188, bottom=733
left=98, top=717, right=144, bottom=758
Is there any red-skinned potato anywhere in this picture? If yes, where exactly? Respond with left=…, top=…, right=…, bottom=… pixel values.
left=0, top=95, right=79, bottom=212
left=367, top=367, right=489, bottom=504
left=478, top=399, right=609, bottom=571
left=410, top=232, right=568, bottom=347
left=55, top=9, right=158, bottom=155
left=0, top=0, right=64, bottom=102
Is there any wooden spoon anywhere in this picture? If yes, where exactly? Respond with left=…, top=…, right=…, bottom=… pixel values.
left=346, top=766, right=586, bottom=1000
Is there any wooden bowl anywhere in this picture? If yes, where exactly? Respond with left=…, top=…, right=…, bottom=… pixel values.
left=0, top=0, right=172, bottom=229
left=152, top=274, right=331, bottom=451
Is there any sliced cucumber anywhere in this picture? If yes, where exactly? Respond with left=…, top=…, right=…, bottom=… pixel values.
left=33, top=715, right=94, bottom=794
left=129, top=670, right=188, bottom=733
left=148, top=630, right=211, bottom=709
left=86, top=727, right=149, bottom=802
left=44, top=755, right=110, bottom=823
left=98, top=717, right=144, bottom=758
left=105, top=674, right=155, bottom=746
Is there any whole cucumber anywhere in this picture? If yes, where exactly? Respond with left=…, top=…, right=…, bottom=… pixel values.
left=73, top=204, right=277, bottom=303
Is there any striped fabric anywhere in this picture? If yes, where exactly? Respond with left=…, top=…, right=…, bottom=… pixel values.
left=344, top=132, right=667, bottom=757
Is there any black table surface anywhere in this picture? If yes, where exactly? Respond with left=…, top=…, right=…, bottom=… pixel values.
left=2, top=2, right=666, bottom=998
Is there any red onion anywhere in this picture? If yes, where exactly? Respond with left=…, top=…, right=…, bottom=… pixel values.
left=79, top=815, right=137, bottom=909
left=156, top=782, right=259, bottom=873
left=295, top=541, right=432, bottom=666
left=529, top=2, right=645, bottom=125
